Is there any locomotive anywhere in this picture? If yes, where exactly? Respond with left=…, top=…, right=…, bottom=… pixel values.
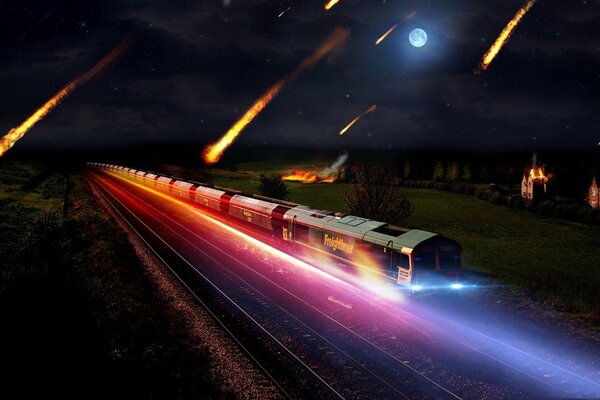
left=88, top=163, right=463, bottom=291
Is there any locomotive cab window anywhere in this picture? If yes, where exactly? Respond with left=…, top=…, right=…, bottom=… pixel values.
left=438, top=245, right=461, bottom=270
left=399, top=253, right=410, bottom=270
left=413, top=245, right=436, bottom=270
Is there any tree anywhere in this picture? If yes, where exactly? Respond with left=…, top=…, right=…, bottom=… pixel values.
left=432, top=161, right=446, bottom=182
left=447, top=162, right=460, bottom=182
left=403, top=161, right=411, bottom=179
left=462, top=164, right=472, bottom=182
left=344, top=163, right=413, bottom=226
left=258, top=175, right=289, bottom=199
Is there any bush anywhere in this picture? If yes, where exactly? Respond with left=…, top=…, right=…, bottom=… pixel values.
left=488, top=191, right=506, bottom=205
left=258, top=174, right=289, bottom=200
left=536, top=200, right=555, bottom=217
left=507, top=194, right=526, bottom=210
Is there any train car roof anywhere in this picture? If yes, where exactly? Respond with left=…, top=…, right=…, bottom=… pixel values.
left=230, top=195, right=279, bottom=214
left=363, top=229, right=438, bottom=253
left=323, top=215, right=387, bottom=238
left=283, top=206, right=337, bottom=230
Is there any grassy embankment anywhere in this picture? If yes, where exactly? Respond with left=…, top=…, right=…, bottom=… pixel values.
left=192, top=160, right=600, bottom=325
left=0, top=160, right=223, bottom=398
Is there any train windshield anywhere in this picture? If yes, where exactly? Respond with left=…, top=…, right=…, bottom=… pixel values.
left=412, top=245, right=436, bottom=270
left=412, top=243, right=462, bottom=271
left=439, top=244, right=461, bottom=270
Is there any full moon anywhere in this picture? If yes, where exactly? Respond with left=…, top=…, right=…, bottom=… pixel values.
left=409, top=28, right=428, bottom=48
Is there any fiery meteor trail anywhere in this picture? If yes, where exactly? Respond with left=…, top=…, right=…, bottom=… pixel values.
left=0, top=40, right=132, bottom=157
left=324, top=0, right=341, bottom=11
left=339, top=104, right=377, bottom=136
left=277, top=6, right=292, bottom=18
left=375, top=11, right=417, bottom=45
left=475, top=0, right=538, bottom=74
left=202, top=27, right=350, bottom=165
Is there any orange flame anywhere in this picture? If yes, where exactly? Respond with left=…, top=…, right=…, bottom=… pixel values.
left=528, top=167, right=548, bottom=184
left=282, top=170, right=337, bottom=183
left=202, top=27, right=350, bottom=165
left=202, top=82, right=285, bottom=165
left=375, top=11, right=417, bottom=45
left=0, top=40, right=132, bottom=157
left=475, top=0, right=537, bottom=74
left=278, top=6, right=292, bottom=18
left=324, top=0, right=341, bottom=11
left=339, top=104, right=377, bottom=136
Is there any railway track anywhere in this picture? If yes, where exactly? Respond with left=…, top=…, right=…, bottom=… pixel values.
left=90, top=173, right=462, bottom=399
left=89, top=171, right=600, bottom=399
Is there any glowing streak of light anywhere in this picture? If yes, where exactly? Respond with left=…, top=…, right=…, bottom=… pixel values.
left=339, top=104, right=377, bottom=136
left=202, top=27, right=350, bottom=165
left=101, top=169, right=351, bottom=288
left=98, top=166, right=403, bottom=301
left=475, top=0, right=537, bottom=74
left=375, top=11, right=416, bottom=45
left=0, top=40, right=132, bottom=157
left=375, top=24, right=399, bottom=46
left=277, top=6, right=292, bottom=18
left=324, top=0, right=341, bottom=11
left=201, top=81, right=285, bottom=165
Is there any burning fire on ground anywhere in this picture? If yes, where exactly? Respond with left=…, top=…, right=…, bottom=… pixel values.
left=282, top=153, right=348, bottom=183
left=281, top=171, right=335, bottom=183
left=375, top=11, right=417, bottom=45
left=475, top=0, right=537, bottom=74
left=202, top=27, right=350, bottom=165
left=0, top=40, right=132, bottom=157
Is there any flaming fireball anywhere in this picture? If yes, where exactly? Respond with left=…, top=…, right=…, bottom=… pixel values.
left=0, top=40, right=132, bottom=157
left=339, top=104, right=377, bottom=136
left=324, top=0, right=341, bottom=11
left=202, top=27, right=350, bottom=165
left=278, top=6, right=292, bottom=18
left=375, top=11, right=417, bottom=45
left=475, top=0, right=538, bottom=74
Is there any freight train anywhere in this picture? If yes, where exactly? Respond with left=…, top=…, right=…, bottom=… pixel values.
left=88, top=163, right=463, bottom=291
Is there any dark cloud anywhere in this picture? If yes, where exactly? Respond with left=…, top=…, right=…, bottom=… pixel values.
left=0, top=0, right=599, bottom=153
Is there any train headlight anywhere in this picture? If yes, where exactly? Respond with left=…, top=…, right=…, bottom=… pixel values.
left=411, top=284, right=423, bottom=292
left=450, top=283, right=463, bottom=290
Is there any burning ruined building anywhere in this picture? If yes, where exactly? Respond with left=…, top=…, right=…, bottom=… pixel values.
left=521, top=166, right=549, bottom=201
left=589, top=177, right=599, bottom=209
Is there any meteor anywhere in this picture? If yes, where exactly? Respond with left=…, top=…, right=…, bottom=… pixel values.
left=277, top=6, right=292, bottom=18
left=0, top=40, right=132, bottom=157
left=324, top=0, right=341, bottom=11
left=475, top=0, right=538, bottom=74
left=339, top=104, right=376, bottom=136
left=375, top=11, right=417, bottom=45
left=202, top=27, right=350, bottom=165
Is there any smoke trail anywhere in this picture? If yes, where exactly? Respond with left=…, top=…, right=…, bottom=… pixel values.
left=202, top=28, right=350, bottom=165
left=339, top=104, right=377, bottom=136
left=375, top=11, right=417, bottom=45
left=0, top=40, right=132, bottom=156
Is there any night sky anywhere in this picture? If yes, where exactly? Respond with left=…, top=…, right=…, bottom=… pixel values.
left=1, top=0, right=599, bottom=154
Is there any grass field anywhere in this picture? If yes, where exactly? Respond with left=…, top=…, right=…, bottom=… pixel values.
left=0, top=160, right=67, bottom=236
left=207, top=160, right=600, bottom=323
left=0, top=160, right=223, bottom=398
